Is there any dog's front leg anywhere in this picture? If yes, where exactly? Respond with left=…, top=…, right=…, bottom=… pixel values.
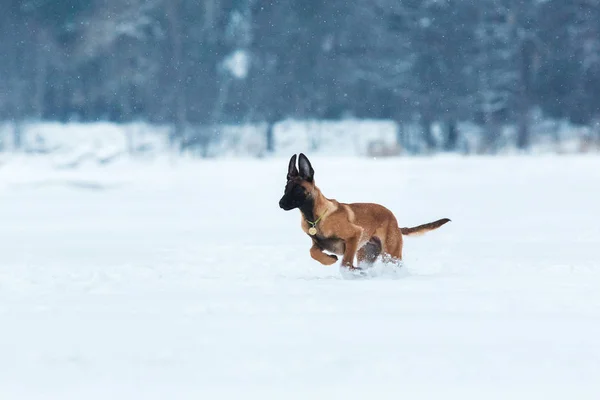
left=310, top=244, right=338, bottom=266
left=341, top=235, right=360, bottom=270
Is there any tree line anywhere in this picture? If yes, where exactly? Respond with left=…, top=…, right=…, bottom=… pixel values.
left=1, top=0, right=599, bottom=154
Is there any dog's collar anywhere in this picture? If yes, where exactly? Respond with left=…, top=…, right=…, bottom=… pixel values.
left=306, top=209, right=327, bottom=235
left=306, top=212, right=325, bottom=228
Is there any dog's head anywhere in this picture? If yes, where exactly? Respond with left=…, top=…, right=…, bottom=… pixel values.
left=279, top=153, right=315, bottom=211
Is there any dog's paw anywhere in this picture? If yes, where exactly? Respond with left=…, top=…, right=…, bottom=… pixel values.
left=324, top=254, right=338, bottom=265
left=339, top=265, right=368, bottom=280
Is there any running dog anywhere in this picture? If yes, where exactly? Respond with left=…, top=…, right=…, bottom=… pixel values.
left=279, top=153, right=450, bottom=272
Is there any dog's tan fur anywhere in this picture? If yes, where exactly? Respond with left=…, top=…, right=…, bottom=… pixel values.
left=284, top=155, right=450, bottom=271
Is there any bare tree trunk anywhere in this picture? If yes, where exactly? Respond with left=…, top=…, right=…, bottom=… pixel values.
left=13, top=121, right=23, bottom=150
left=483, top=115, right=500, bottom=154
left=421, top=114, right=435, bottom=152
left=55, top=70, right=66, bottom=121
left=595, top=119, right=600, bottom=151
left=395, top=120, right=405, bottom=151
left=166, top=0, right=187, bottom=149
left=34, top=28, right=47, bottom=120
left=199, top=75, right=232, bottom=157
left=8, top=51, right=25, bottom=150
left=266, top=121, right=275, bottom=153
left=203, top=0, right=218, bottom=41
left=444, top=119, right=459, bottom=151
left=516, top=37, right=535, bottom=151
left=119, top=55, right=134, bottom=154
left=516, top=106, right=530, bottom=151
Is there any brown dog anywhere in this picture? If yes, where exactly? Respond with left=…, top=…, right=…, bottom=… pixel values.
left=279, top=153, right=450, bottom=273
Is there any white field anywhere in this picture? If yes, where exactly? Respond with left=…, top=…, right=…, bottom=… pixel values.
left=1, top=155, right=600, bottom=399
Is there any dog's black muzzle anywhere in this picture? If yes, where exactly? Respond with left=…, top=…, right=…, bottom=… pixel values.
left=279, top=196, right=296, bottom=210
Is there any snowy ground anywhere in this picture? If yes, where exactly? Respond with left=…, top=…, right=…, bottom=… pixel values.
left=1, top=155, right=600, bottom=399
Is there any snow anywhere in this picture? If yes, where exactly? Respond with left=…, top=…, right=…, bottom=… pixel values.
left=0, top=120, right=398, bottom=159
left=1, top=119, right=595, bottom=162
left=223, top=49, right=250, bottom=79
left=1, top=155, right=600, bottom=399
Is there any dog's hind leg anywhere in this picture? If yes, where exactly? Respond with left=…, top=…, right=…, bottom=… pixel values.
left=382, top=225, right=403, bottom=267
left=357, top=237, right=382, bottom=269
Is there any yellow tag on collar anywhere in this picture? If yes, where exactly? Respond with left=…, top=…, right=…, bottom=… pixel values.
left=308, top=227, right=317, bottom=236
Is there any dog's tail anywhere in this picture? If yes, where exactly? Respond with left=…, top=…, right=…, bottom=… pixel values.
left=400, top=218, right=451, bottom=236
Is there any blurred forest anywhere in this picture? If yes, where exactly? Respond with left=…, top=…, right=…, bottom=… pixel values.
left=1, top=0, right=600, bottom=154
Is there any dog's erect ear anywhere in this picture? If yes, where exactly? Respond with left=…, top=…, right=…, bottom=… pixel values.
left=298, top=153, right=314, bottom=182
left=287, top=154, right=298, bottom=179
